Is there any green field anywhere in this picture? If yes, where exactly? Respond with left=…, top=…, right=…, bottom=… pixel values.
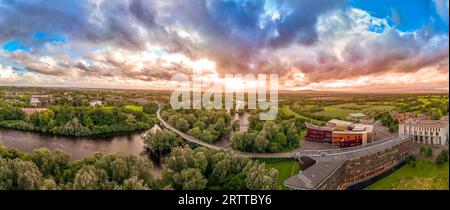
left=363, top=105, right=395, bottom=112
left=265, top=159, right=301, bottom=190
left=311, top=104, right=395, bottom=119
left=312, top=106, right=355, bottom=119
left=282, top=105, right=324, bottom=125
left=367, top=158, right=449, bottom=190
left=124, top=105, right=143, bottom=112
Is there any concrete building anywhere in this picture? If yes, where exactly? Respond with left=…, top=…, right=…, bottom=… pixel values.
left=399, top=119, right=449, bottom=146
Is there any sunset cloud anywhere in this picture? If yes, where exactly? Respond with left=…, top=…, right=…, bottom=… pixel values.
left=0, top=0, right=448, bottom=92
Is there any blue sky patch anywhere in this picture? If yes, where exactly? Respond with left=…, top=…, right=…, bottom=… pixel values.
left=3, top=40, right=30, bottom=52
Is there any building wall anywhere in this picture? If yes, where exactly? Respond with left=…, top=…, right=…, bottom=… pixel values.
left=305, top=128, right=332, bottom=143
left=399, top=123, right=448, bottom=145
left=332, top=132, right=364, bottom=148
left=316, top=138, right=411, bottom=190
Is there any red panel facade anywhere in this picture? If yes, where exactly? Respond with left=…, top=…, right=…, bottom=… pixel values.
left=305, top=128, right=333, bottom=143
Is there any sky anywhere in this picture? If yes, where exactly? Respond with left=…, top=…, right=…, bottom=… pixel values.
left=0, top=0, right=448, bottom=92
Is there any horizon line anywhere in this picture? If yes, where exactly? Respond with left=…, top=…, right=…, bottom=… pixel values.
left=0, top=84, right=449, bottom=94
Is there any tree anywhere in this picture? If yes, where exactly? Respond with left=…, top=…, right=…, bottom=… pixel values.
left=0, top=146, right=155, bottom=190
left=214, top=118, right=226, bottom=134
left=426, top=147, right=433, bottom=158
left=435, top=149, right=449, bottom=165
left=121, top=176, right=149, bottom=190
left=254, top=132, right=269, bottom=153
left=73, top=166, right=100, bottom=190
left=143, top=103, right=158, bottom=114
left=187, top=127, right=202, bottom=139
left=179, top=168, right=207, bottom=190
left=243, top=161, right=278, bottom=190
left=286, top=123, right=299, bottom=147
left=419, top=146, right=426, bottom=156
left=31, top=148, right=54, bottom=178
left=143, top=129, right=179, bottom=157
left=175, top=118, right=190, bottom=132
left=58, top=118, right=91, bottom=136
left=161, top=147, right=277, bottom=190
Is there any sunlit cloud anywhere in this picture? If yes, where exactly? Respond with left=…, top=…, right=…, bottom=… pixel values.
left=0, top=0, right=448, bottom=92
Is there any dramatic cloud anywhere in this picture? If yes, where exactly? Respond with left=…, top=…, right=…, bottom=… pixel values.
left=0, top=0, right=448, bottom=91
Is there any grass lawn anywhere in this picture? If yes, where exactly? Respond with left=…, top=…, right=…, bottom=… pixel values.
left=333, top=103, right=364, bottom=110
left=363, top=105, right=395, bottom=112
left=16, top=94, right=29, bottom=99
left=124, top=105, right=143, bottom=112
left=367, top=158, right=449, bottom=190
left=265, top=159, right=300, bottom=190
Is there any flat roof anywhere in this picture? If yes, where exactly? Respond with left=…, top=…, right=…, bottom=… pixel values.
left=285, top=136, right=410, bottom=190
left=402, top=120, right=449, bottom=128
left=349, top=113, right=367, bottom=118
left=305, top=122, right=335, bottom=131
left=328, top=119, right=353, bottom=126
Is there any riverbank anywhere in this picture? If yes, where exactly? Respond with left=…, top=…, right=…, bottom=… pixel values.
left=0, top=127, right=147, bottom=160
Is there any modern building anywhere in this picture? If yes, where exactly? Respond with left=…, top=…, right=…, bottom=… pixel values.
left=285, top=136, right=411, bottom=190
left=305, top=119, right=374, bottom=148
left=30, top=95, right=51, bottom=107
left=399, top=119, right=449, bottom=146
left=332, top=123, right=374, bottom=148
left=305, top=122, right=333, bottom=143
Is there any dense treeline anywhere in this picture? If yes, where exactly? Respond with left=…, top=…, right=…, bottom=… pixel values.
left=290, top=103, right=334, bottom=122
left=161, top=146, right=278, bottom=190
left=0, top=106, right=156, bottom=137
left=230, top=111, right=301, bottom=153
left=376, top=112, right=398, bottom=132
left=142, top=130, right=279, bottom=190
left=0, top=144, right=278, bottom=190
left=398, top=96, right=449, bottom=119
left=143, top=129, right=183, bottom=163
left=161, top=109, right=232, bottom=143
left=0, top=146, right=155, bottom=190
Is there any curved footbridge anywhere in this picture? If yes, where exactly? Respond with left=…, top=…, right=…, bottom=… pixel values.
left=156, top=107, right=296, bottom=158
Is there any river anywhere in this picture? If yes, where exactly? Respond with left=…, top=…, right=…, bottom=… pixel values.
left=0, top=128, right=147, bottom=160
